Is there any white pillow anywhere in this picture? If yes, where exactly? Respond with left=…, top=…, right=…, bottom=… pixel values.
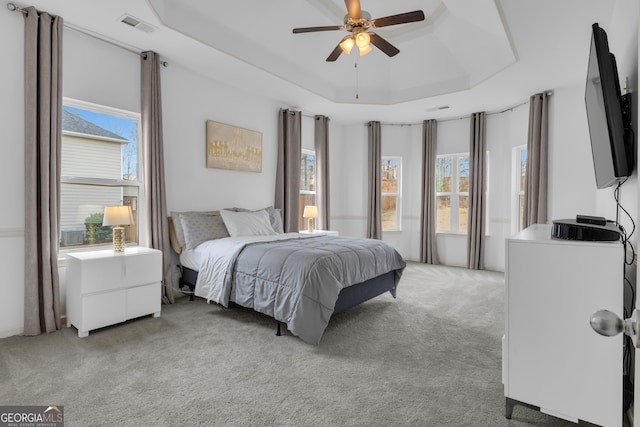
left=219, top=209, right=277, bottom=237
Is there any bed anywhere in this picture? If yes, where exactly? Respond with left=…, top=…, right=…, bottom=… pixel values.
left=170, top=208, right=406, bottom=344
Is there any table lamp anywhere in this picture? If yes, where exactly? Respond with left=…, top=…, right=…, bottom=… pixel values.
left=303, top=205, right=318, bottom=233
left=103, top=205, right=133, bottom=252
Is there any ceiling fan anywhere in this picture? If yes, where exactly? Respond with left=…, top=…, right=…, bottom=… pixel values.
left=293, top=0, right=425, bottom=62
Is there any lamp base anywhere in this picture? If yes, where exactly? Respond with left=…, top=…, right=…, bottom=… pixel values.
left=307, top=218, right=314, bottom=233
left=112, top=226, right=125, bottom=252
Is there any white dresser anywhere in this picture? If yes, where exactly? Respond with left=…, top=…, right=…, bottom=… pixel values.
left=66, top=247, right=162, bottom=337
left=503, top=224, right=623, bottom=426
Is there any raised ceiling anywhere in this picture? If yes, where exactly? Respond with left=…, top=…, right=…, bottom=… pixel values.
left=147, top=0, right=516, bottom=105
left=16, top=0, right=621, bottom=123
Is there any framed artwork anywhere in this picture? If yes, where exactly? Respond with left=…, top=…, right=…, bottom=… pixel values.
left=206, top=120, right=262, bottom=172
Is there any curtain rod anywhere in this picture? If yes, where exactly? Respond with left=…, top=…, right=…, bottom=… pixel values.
left=7, top=2, right=168, bottom=67
left=366, top=91, right=554, bottom=127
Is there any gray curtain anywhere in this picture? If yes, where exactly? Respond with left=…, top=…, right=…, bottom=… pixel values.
left=467, top=112, right=487, bottom=270
left=314, top=115, right=330, bottom=230
left=420, top=120, right=439, bottom=264
left=23, top=6, right=63, bottom=336
left=367, top=121, right=382, bottom=240
left=523, top=92, right=549, bottom=228
left=141, top=51, right=174, bottom=304
left=275, top=109, right=301, bottom=232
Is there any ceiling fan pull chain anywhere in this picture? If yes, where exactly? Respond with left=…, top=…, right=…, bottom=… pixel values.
left=355, top=58, right=359, bottom=100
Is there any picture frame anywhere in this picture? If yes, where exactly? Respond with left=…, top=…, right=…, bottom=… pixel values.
left=205, top=120, right=262, bottom=172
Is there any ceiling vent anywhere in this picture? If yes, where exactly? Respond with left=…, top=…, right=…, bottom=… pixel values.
left=120, top=14, right=156, bottom=33
left=424, top=105, right=450, bottom=112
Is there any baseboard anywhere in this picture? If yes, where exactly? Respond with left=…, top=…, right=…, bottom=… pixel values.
left=0, top=327, right=24, bottom=339
left=0, top=315, right=68, bottom=339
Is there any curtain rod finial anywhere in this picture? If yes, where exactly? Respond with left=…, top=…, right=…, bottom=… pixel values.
left=7, top=2, right=25, bottom=13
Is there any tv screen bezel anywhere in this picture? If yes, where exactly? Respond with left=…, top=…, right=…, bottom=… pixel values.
left=585, top=23, right=631, bottom=189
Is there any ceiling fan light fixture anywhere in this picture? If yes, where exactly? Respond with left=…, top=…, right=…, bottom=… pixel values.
left=358, top=44, right=372, bottom=56
left=339, top=36, right=355, bottom=54
left=355, top=31, right=370, bottom=49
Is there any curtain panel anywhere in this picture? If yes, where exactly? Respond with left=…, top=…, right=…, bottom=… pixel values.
left=420, top=119, right=439, bottom=264
left=141, top=51, right=174, bottom=304
left=275, top=109, right=302, bottom=232
left=23, top=6, right=63, bottom=335
left=523, top=92, right=550, bottom=228
left=314, top=115, right=330, bottom=230
left=467, top=112, right=487, bottom=270
left=367, top=121, right=382, bottom=240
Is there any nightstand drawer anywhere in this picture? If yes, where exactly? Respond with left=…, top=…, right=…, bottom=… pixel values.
left=125, top=252, right=162, bottom=286
left=82, top=291, right=126, bottom=331
left=77, top=257, right=125, bottom=294
left=126, top=283, right=161, bottom=319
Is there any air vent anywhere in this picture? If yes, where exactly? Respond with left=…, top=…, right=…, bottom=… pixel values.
left=120, top=14, right=156, bottom=33
left=424, top=105, right=450, bottom=113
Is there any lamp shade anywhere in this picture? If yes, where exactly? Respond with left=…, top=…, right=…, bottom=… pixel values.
left=102, top=205, right=133, bottom=226
left=358, top=44, right=372, bottom=56
left=339, top=36, right=354, bottom=54
left=303, top=205, right=318, bottom=219
left=355, top=31, right=370, bottom=48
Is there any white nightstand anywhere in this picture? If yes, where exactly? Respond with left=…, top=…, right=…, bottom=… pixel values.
left=299, top=230, right=339, bottom=236
left=66, top=247, right=162, bottom=337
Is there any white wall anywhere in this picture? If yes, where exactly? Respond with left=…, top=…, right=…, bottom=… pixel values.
left=161, top=65, right=282, bottom=213
left=0, top=8, right=26, bottom=337
left=330, top=123, right=368, bottom=238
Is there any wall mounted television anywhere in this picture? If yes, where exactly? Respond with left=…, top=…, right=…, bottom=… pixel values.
left=584, top=23, right=633, bottom=189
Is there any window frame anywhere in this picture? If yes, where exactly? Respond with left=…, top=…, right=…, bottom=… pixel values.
left=436, top=152, right=489, bottom=235
left=299, top=148, right=316, bottom=230
left=436, top=153, right=468, bottom=234
left=381, top=156, right=402, bottom=232
left=59, top=97, right=144, bottom=254
left=511, top=145, right=527, bottom=234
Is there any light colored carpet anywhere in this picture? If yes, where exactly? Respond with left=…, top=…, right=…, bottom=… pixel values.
left=0, top=262, right=592, bottom=426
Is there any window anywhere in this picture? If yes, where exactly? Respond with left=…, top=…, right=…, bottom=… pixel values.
left=382, top=157, right=401, bottom=231
left=512, top=146, right=527, bottom=233
left=299, top=149, right=316, bottom=230
left=436, top=154, right=469, bottom=233
left=60, top=98, right=141, bottom=250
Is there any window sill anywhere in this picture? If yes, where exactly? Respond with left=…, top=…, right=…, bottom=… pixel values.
left=436, top=231, right=467, bottom=237
left=436, top=232, right=491, bottom=238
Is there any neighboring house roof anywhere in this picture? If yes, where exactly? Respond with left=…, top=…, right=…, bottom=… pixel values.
left=62, top=109, right=128, bottom=142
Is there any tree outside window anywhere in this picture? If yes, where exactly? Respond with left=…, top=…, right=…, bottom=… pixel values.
left=382, top=157, right=401, bottom=231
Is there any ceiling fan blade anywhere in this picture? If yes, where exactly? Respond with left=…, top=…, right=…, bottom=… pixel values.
left=344, top=0, right=362, bottom=20
left=293, top=25, right=344, bottom=34
left=326, top=44, right=343, bottom=62
left=369, top=33, right=400, bottom=57
left=371, top=10, right=425, bottom=28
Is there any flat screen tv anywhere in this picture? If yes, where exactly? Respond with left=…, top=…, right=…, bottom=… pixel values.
left=585, top=23, right=633, bottom=189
